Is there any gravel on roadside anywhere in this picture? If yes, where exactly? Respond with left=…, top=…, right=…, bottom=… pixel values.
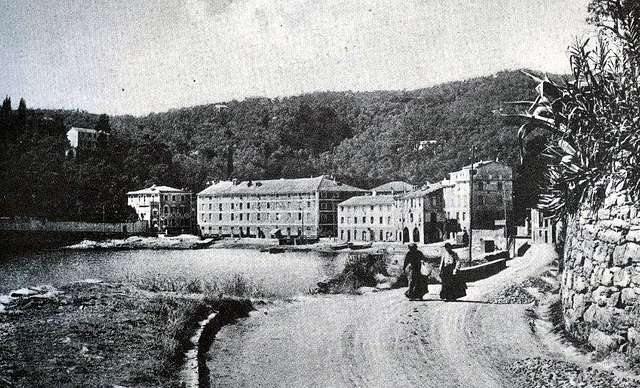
left=504, top=357, right=639, bottom=388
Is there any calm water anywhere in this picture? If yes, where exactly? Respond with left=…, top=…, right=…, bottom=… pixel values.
left=0, top=248, right=348, bottom=297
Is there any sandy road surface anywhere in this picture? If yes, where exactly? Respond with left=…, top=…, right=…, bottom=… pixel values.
left=208, top=245, right=559, bottom=388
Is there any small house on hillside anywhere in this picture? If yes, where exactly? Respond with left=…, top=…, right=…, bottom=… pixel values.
left=65, top=127, right=108, bottom=158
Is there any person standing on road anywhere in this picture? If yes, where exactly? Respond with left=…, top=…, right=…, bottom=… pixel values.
left=439, top=243, right=467, bottom=301
left=461, top=229, right=469, bottom=246
left=403, top=243, right=428, bottom=300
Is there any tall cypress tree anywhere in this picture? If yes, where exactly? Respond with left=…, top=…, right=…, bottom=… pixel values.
left=95, top=113, right=111, bottom=133
left=16, top=98, right=27, bottom=134
left=1, top=96, right=12, bottom=143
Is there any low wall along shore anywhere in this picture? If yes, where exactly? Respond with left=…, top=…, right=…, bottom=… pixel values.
left=562, top=187, right=640, bottom=354
left=0, top=218, right=148, bottom=234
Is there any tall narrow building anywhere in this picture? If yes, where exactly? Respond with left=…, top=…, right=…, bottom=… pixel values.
left=442, top=161, right=513, bottom=234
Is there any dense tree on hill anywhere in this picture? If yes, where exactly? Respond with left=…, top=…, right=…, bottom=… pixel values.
left=16, top=98, right=27, bottom=133
left=0, top=69, right=548, bottom=222
left=0, top=96, right=11, bottom=144
left=95, top=113, right=111, bottom=133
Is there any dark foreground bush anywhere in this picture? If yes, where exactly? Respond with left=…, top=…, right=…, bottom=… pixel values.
left=317, top=253, right=388, bottom=294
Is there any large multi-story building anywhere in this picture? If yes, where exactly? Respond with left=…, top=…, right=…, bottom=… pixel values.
left=396, top=183, right=448, bottom=244
left=337, top=195, right=397, bottom=242
left=442, top=161, right=513, bottom=234
left=338, top=182, right=448, bottom=244
left=335, top=162, right=513, bottom=244
left=127, top=185, right=193, bottom=235
left=197, top=176, right=365, bottom=239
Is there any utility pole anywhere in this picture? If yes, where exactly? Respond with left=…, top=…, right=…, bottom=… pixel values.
left=468, top=145, right=475, bottom=261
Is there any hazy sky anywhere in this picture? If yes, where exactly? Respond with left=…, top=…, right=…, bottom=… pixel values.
left=1, top=0, right=590, bottom=116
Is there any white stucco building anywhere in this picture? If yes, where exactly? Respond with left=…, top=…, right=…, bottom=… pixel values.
left=127, top=185, right=193, bottom=234
left=197, top=176, right=365, bottom=239
left=337, top=194, right=397, bottom=242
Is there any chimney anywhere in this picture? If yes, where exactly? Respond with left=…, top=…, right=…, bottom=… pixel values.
left=232, top=178, right=238, bottom=186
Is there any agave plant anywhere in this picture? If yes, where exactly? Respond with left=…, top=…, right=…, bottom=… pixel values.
left=497, top=1, right=640, bottom=220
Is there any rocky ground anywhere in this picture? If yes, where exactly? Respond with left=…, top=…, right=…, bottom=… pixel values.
left=489, top=264, right=640, bottom=387
left=504, top=357, right=638, bottom=388
left=65, top=234, right=214, bottom=250
left=0, top=280, right=245, bottom=387
left=490, top=270, right=558, bottom=304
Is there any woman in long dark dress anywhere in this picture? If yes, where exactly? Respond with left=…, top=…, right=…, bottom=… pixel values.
left=439, top=243, right=467, bottom=301
left=403, top=243, right=429, bottom=300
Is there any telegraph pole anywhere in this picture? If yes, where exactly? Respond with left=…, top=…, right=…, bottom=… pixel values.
left=468, top=145, right=475, bottom=261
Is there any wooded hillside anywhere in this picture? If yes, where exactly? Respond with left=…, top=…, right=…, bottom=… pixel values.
left=1, top=69, right=549, bottom=222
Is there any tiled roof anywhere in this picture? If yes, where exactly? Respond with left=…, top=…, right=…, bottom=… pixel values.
left=339, top=195, right=396, bottom=206
left=401, top=182, right=447, bottom=199
left=127, top=185, right=187, bottom=195
left=198, top=176, right=366, bottom=196
left=371, top=181, right=414, bottom=193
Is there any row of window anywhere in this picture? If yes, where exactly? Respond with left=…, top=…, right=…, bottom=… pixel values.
left=199, top=191, right=343, bottom=201
left=201, top=225, right=313, bottom=236
left=340, top=216, right=393, bottom=225
left=130, top=194, right=190, bottom=203
left=338, top=229, right=397, bottom=242
left=340, top=204, right=393, bottom=213
left=339, top=197, right=441, bottom=214
left=201, top=192, right=315, bottom=200
left=401, top=197, right=440, bottom=208
left=200, top=212, right=307, bottom=222
left=198, top=213, right=335, bottom=224
left=200, top=201, right=315, bottom=211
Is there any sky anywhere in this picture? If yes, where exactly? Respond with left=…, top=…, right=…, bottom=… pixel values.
left=0, top=0, right=591, bottom=116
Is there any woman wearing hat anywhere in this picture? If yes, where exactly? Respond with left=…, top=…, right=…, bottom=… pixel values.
left=403, top=243, right=429, bottom=300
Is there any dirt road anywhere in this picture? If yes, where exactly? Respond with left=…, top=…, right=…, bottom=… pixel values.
left=208, top=245, right=559, bottom=388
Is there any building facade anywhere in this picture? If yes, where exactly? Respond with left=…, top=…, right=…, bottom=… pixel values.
left=337, top=195, right=397, bottom=242
left=530, top=208, right=560, bottom=244
left=197, top=176, right=365, bottom=239
left=65, top=127, right=107, bottom=158
left=397, top=184, right=448, bottom=244
left=334, top=163, right=513, bottom=245
left=127, top=185, right=193, bottom=235
left=442, top=161, right=513, bottom=236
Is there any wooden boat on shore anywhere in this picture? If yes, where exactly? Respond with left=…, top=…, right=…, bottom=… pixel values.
left=193, top=238, right=216, bottom=249
left=260, top=247, right=286, bottom=254
left=329, top=243, right=350, bottom=251
left=348, top=242, right=372, bottom=250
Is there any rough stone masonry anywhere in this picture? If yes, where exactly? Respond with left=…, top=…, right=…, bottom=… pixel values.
left=562, top=186, right=640, bottom=355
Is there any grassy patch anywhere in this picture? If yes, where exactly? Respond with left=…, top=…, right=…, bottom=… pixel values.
left=0, top=282, right=253, bottom=387
left=122, top=272, right=289, bottom=299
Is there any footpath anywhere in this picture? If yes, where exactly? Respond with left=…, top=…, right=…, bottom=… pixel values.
left=206, top=244, right=639, bottom=388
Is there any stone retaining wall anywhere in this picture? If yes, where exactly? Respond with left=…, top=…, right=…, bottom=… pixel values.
left=562, top=188, right=640, bottom=353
